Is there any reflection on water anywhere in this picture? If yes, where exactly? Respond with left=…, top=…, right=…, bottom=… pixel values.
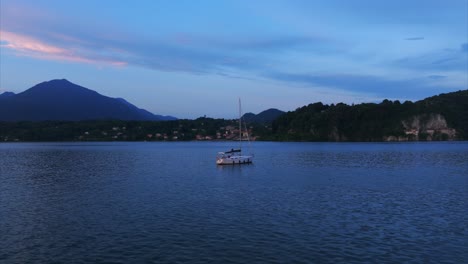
left=1, top=142, right=467, bottom=263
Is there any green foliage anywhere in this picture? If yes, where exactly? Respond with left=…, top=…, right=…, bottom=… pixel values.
left=0, top=118, right=252, bottom=142
left=1, top=90, right=466, bottom=142
left=265, top=90, right=468, bottom=141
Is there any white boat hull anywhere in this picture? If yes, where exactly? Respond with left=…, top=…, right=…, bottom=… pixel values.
left=216, top=155, right=253, bottom=165
left=216, top=99, right=253, bottom=165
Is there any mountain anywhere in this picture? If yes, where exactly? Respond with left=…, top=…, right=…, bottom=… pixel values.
left=0, top=92, right=16, bottom=99
left=0, top=79, right=176, bottom=121
left=269, top=90, right=468, bottom=141
left=242, top=108, right=285, bottom=123
left=115, top=98, right=176, bottom=121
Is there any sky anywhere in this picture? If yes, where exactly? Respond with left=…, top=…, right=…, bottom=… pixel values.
left=1, top=0, right=467, bottom=119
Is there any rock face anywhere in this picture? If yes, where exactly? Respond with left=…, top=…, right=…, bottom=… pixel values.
left=401, top=114, right=457, bottom=141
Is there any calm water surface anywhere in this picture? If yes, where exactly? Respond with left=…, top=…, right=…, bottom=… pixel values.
left=0, top=142, right=467, bottom=263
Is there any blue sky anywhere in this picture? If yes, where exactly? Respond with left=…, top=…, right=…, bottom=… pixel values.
left=1, top=0, right=467, bottom=118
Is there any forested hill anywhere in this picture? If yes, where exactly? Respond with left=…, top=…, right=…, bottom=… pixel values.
left=1, top=90, right=466, bottom=142
left=242, top=108, right=285, bottom=124
left=269, top=90, right=468, bottom=141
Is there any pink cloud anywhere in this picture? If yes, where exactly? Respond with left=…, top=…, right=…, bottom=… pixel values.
left=1, top=31, right=66, bottom=54
left=0, top=30, right=127, bottom=66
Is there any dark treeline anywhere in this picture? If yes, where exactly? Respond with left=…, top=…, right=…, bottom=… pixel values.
left=1, top=90, right=467, bottom=142
left=267, top=90, right=468, bottom=141
left=0, top=118, right=240, bottom=142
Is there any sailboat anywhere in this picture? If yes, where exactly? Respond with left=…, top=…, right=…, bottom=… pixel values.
left=216, top=99, right=253, bottom=165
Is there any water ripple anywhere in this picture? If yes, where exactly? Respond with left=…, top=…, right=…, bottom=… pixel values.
left=0, top=142, right=467, bottom=263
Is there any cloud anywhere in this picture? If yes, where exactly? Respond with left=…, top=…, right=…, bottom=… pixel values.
left=405, top=37, right=424, bottom=41
left=0, top=2, right=343, bottom=75
left=265, top=71, right=458, bottom=99
left=0, top=25, right=335, bottom=75
left=1, top=1, right=464, bottom=103
left=428, top=75, right=446, bottom=80
left=216, top=35, right=335, bottom=53
left=462, top=43, right=468, bottom=52
left=0, top=30, right=127, bottom=66
left=393, top=44, right=467, bottom=71
left=1, top=31, right=65, bottom=54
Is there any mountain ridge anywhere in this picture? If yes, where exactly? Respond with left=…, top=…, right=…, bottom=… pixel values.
left=0, top=79, right=176, bottom=121
left=0, top=89, right=466, bottom=142
left=242, top=108, right=285, bottom=124
left=0, top=92, right=16, bottom=99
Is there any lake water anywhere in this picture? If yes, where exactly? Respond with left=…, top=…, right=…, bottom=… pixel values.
left=0, top=142, right=467, bottom=263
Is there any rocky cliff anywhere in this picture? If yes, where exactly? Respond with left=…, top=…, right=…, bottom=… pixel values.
left=384, top=114, right=457, bottom=141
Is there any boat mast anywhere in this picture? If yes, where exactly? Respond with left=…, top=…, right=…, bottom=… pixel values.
left=238, top=98, right=242, bottom=148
